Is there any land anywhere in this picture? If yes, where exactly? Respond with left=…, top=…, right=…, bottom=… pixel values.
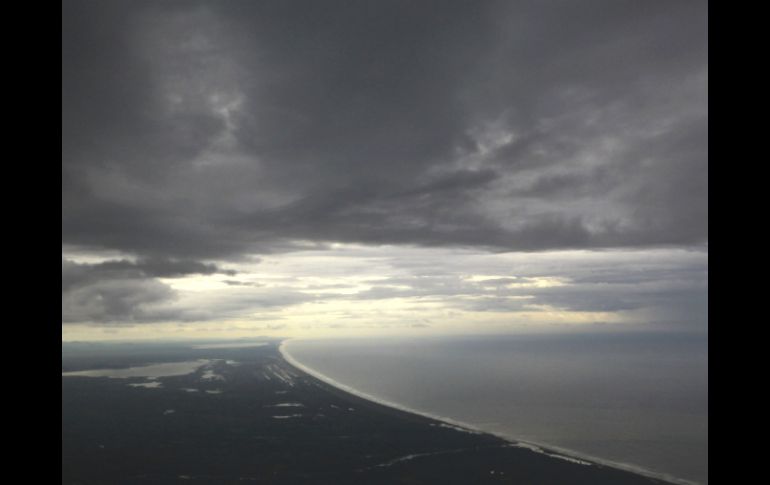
left=62, top=340, right=677, bottom=484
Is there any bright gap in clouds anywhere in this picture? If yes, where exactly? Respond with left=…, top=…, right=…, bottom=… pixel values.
left=61, top=244, right=707, bottom=341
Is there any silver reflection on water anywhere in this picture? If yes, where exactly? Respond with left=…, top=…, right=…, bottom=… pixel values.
left=284, top=333, right=708, bottom=485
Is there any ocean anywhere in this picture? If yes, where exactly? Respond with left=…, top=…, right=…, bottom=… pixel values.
left=283, top=332, right=708, bottom=484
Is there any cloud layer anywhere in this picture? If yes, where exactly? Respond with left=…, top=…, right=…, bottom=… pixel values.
left=63, top=0, right=707, bottom=260
left=62, top=1, right=707, bottom=332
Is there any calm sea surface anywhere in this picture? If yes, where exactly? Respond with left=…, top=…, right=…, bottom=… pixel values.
left=284, top=333, right=707, bottom=484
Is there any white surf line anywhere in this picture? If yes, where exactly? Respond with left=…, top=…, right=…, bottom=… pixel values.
left=431, top=423, right=483, bottom=435
left=509, top=442, right=588, bottom=465
left=547, top=454, right=592, bottom=466
left=505, top=440, right=699, bottom=485
left=279, top=339, right=696, bottom=485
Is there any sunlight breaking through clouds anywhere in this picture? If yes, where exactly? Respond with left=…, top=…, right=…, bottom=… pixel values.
left=63, top=245, right=706, bottom=340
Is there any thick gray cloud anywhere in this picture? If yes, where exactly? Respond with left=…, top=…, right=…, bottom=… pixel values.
left=63, top=0, right=707, bottom=260
left=62, top=258, right=233, bottom=292
left=62, top=259, right=177, bottom=323
left=62, top=258, right=306, bottom=324
left=63, top=1, right=707, bottom=331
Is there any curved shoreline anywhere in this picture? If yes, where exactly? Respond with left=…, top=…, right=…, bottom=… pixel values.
left=279, top=339, right=698, bottom=485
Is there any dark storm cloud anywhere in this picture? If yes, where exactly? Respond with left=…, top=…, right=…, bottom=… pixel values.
left=62, top=259, right=177, bottom=323
left=99, top=258, right=236, bottom=278
left=63, top=0, right=707, bottom=260
left=62, top=258, right=307, bottom=323
left=62, top=258, right=234, bottom=293
left=61, top=257, right=230, bottom=323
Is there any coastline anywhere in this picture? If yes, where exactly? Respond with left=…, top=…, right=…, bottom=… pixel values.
left=279, top=338, right=698, bottom=485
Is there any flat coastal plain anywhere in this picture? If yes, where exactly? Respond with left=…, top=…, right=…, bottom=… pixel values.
left=62, top=340, right=679, bottom=484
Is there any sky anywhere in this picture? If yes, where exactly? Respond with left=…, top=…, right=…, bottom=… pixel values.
left=62, top=0, right=707, bottom=341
